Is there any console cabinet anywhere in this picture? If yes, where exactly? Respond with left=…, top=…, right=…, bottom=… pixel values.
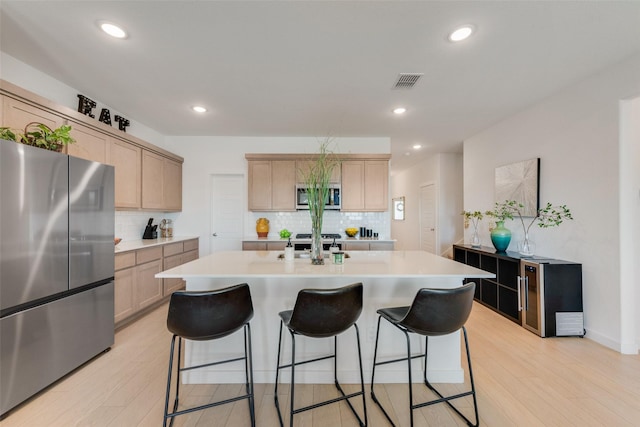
left=453, top=244, right=520, bottom=323
left=453, top=244, right=584, bottom=337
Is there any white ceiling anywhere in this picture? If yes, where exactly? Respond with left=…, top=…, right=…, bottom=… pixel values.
left=2, top=1, right=640, bottom=173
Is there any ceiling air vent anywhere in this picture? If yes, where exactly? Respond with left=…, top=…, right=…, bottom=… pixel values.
left=392, top=73, right=423, bottom=90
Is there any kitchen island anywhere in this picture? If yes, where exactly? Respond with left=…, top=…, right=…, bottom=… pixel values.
left=157, top=250, right=493, bottom=384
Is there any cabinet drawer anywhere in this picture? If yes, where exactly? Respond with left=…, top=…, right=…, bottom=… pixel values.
left=136, top=246, right=162, bottom=264
left=115, top=252, right=136, bottom=271
left=243, top=242, right=267, bottom=250
left=183, top=239, right=198, bottom=252
left=183, top=249, right=199, bottom=263
left=370, top=242, right=394, bottom=251
left=164, top=242, right=184, bottom=257
left=267, top=242, right=287, bottom=251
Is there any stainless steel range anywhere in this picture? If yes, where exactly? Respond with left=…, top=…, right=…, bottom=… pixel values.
left=293, top=233, right=342, bottom=251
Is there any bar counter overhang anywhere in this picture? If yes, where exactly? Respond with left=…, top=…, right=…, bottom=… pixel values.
left=157, top=250, right=494, bottom=384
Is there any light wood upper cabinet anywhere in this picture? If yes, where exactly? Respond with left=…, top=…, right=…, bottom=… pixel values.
left=246, top=153, right=390, bottom=213
left=341, top=160, right=389, bottom=211
left=248, top=160, right=296, bottom=211
left=2, top=96, right=64, bottom=133
left=142, top=150, right=164, bottom=209
left=341, top=161, right=365, bottom=211
left=66, top=120, right=111, bottom=164
left=363, top=160, right=389, bottom=211
left=163, top=158, right=182, bottom=211
left=1, top=81, right=185, bottom=213
left=272, top=160, right=296, bottom=210
left=141, top=150, right=183, bottom=211
left=248, top=160, right=272, bottom=210
left=111, top=139, right=142, bottom=209
left=296, top=159, right=341, bottom=184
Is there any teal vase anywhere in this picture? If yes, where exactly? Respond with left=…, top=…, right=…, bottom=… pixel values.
left=490, top=221, right=511, bottom=252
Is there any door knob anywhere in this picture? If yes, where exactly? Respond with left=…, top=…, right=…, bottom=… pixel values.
left=212, top=232, right=218, bottom=237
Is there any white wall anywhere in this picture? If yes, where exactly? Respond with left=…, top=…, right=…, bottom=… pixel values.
left=463, top=54, right=640, bottom=351
left=619, top=96, right=640, bottom=353
left=163, top=136, right=391, bottom=256
left=390, top=153, right=462, bottom=254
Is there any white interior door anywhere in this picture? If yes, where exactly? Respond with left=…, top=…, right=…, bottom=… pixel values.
left=420, top=183, right=436, bottom=254
left=210, top=174, right=244, bottom=252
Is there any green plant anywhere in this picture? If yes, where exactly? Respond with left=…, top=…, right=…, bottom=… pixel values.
left=21, top=122, right=75, bottom=152
left=461, top=210, right=483, bottom=229
left=0, top=127, right=18, bottom=141
left=299, top=138, right=340, bottom=264
left=489, top=200, right=573, bottom=236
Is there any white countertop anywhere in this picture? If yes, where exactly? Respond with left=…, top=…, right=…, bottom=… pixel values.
left=157, top=250, right=493, bottom=279
left=115, top=236, right=199, bottom=253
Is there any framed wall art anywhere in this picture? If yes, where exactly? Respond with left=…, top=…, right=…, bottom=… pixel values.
left=495, top=158, right=540, bottom=216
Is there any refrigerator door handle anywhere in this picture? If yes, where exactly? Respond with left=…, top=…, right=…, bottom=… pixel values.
left=517, top=276, right=523, bottom=311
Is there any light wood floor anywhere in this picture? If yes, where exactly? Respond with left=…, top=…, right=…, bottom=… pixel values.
left=2, top=302, right=639, bottom=426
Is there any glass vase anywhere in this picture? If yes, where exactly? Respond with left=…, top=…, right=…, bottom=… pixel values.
left=310, top=228, right=324, bottom=265
left=471, top=226, right=481, bottom=248
left=518, top=233, right=535, bottom=257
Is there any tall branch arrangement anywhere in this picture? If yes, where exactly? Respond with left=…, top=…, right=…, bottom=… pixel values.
left=301, top=139, right=340, bottom=235
left=486, top=200, right=573, bottom=235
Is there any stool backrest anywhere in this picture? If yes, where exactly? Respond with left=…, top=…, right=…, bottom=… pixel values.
left=289, top=282, right=363, bottom=338
left=167, top=283, right=253, bottom=340
left=400, top=282, right=475, bottom=336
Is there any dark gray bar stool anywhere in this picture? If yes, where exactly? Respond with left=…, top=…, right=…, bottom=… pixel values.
left=163, top=283, right=255, bottom=427
left=370, top=282, right=478, bottom=427
left=274, top=282, right=367, bottom=426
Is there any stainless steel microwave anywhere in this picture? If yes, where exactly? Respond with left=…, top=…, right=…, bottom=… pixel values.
left=296, top=184, right=341, bottom=210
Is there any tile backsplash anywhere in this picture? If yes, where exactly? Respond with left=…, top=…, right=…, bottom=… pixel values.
left=116, top=210, right=390, bottom=242
left=115, top=211, right=180, bottom=241
left=248, top=211, right=390, bottom=239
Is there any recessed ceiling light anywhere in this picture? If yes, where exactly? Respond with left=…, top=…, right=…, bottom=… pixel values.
left=413, top=144, right=422, bottom=150
left=192, top=106, right=207, bottom=113
left=448, top=25, right=474, bottom=42
left=393, top=107, right=407, bottom=115
left=99, top=22, right=127, bottom=39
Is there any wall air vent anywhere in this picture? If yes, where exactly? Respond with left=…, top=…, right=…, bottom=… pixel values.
left=392, top=73, right=423, bottom=90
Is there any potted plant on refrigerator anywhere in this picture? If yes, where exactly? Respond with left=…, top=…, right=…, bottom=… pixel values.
left=0, top=122, right=75, bottom=152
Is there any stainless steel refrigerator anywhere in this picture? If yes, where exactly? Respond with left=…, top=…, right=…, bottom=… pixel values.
left=0, top=139, right=115, bottom=417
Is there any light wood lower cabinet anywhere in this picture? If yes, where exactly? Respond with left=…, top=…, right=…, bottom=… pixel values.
left=114, top=266, right=136, bottom=324
left=343, top=241, right=394, bottom=251
left=136, top=259, right=163, bottom=309
left=242, top=241, right=267, bottom=251
left=114, top=238, right=199, bottom=326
